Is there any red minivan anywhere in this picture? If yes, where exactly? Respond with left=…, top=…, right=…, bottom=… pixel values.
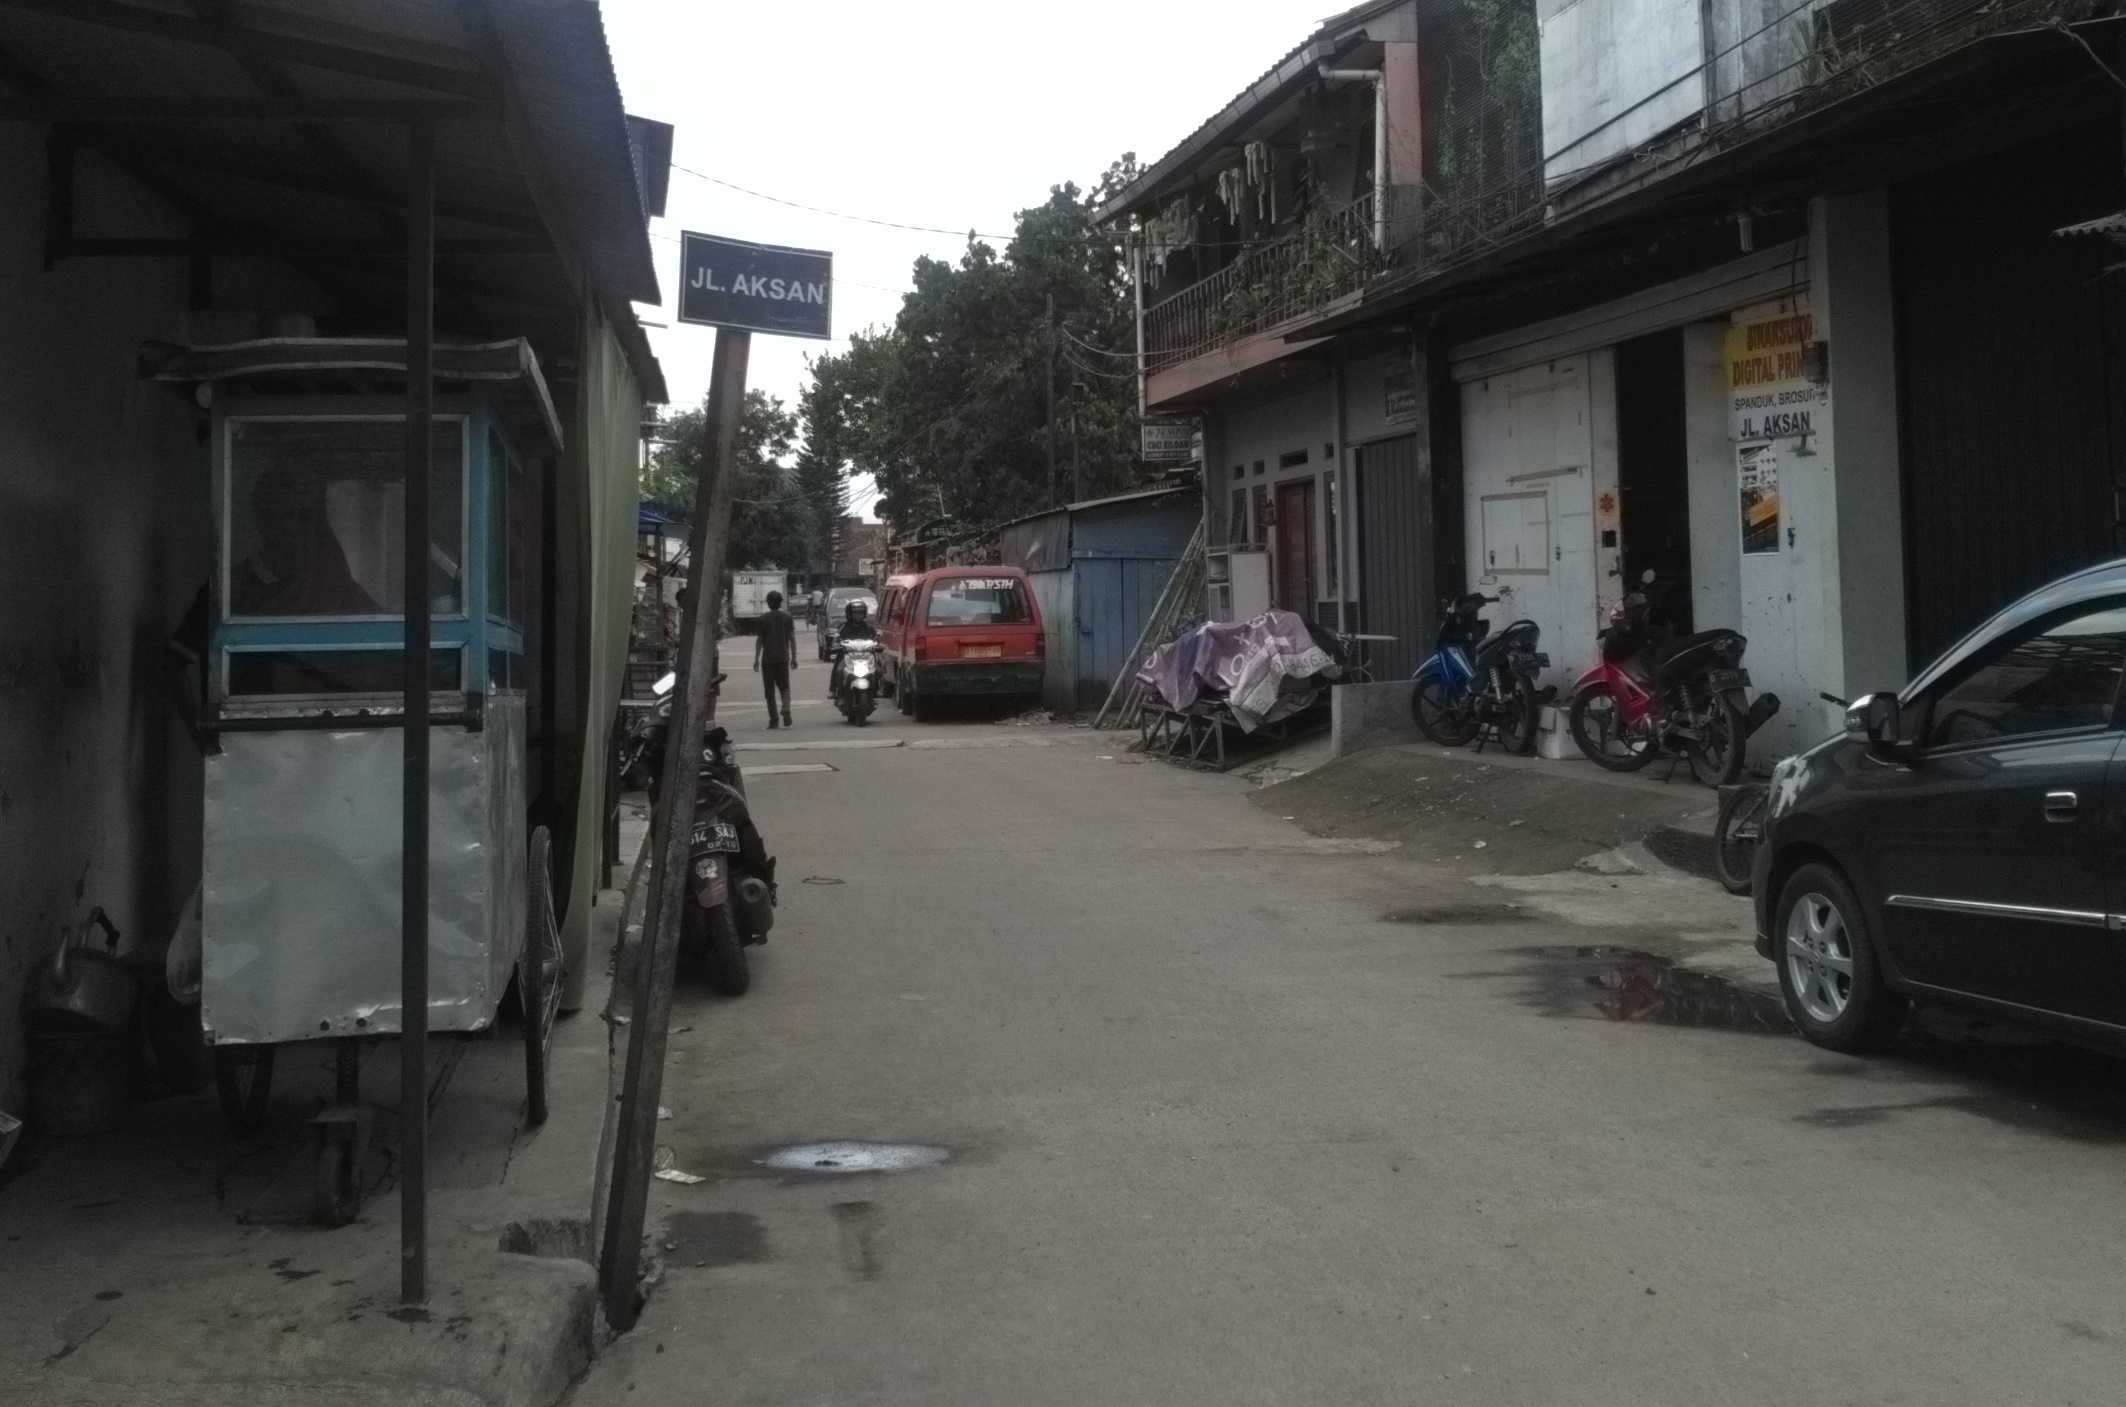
left=878, top=566, right=1045, bottom=720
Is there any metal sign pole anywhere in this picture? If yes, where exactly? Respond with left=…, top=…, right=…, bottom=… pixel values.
left=599, top=327, right=750, bottom=1331
left=400, top=117, right=436, bottom=1308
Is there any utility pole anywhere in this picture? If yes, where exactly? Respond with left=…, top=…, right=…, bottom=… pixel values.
left=399, top=116, right=435, bottom=1309
left=1070, top=380, right=1084, bottom=504
left=598, top=327, right=750, bottom=1332
left=1045, top=291, right=1057, bottom=508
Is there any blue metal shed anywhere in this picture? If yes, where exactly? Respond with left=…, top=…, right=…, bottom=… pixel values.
left=999, top=488, right=1198, bottom=713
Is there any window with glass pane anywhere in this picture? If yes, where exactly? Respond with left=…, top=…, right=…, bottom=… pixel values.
left=924, top=577, right=1031, bottom=626
left=226, top=419, right=464, bottom=618
left=1926, top=603, right=2126, bottom=747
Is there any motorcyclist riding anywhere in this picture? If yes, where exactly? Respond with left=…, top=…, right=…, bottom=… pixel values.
left=829, top=600, right=878, bottom=697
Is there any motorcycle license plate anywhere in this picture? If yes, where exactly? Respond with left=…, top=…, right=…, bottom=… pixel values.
left=690, top=820, right=740, bottom=854
left=960, top=644, right=1003, bottom=659
left=1707, top=668, right=1751, bottom=690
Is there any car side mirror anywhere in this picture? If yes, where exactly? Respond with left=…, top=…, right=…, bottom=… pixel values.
left=1844, top=692, right=1911, bottom=754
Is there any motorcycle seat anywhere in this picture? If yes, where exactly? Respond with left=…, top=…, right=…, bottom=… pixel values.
left=1652, top=629, right=1743, bottom=670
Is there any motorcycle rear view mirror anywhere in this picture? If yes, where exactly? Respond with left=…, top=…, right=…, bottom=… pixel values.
left=652, top=671, right=676, bottom=697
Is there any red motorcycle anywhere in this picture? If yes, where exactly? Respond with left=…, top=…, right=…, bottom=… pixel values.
left=1567, top=573, right=1778, bottom=785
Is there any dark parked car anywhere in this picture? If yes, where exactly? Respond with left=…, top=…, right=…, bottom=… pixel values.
left=1755, top=560, right=2126, bottom=1053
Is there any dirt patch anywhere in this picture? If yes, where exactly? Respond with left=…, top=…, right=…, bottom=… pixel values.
left=1252, top=746, right=1715, bottom=875
left=1383, top=904, right=1537, bottom=925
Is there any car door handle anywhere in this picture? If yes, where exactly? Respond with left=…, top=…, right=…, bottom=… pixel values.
left=2043, top=790, right=2079, bottom=821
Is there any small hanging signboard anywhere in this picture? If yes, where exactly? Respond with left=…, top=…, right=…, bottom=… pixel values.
left=1140, top=418, right=1198, bottom=464
left=678, top=232, right=833, bottom=340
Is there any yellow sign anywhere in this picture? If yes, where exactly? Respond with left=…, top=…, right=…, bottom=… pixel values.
left=1727, top=308, right=1825, bottom=441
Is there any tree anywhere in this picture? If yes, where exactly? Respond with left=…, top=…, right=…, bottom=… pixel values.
left=803, top=161, right=1145, bottom=543
left=643, top=389, right=812, bottom=572
left=793, top=362, right=852, bottom=578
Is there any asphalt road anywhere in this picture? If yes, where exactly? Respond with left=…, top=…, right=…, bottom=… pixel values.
left=573, top=643, right=2126, bottom=1406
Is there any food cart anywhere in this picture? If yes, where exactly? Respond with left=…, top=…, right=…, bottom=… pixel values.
left=143, top=337, right=565, bottom=1224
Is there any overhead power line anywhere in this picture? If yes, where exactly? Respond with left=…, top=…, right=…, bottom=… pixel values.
left=671, top=163, right=1018, bottom=241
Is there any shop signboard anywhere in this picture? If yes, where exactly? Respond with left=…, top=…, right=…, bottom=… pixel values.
left=1383, top=364, right=1419, bottom=427
left=678, top=233, right=833, bottom=340
left=1726, top=307, right=1825, bottom=441
left=1141, top=418, right=1198, bottom=464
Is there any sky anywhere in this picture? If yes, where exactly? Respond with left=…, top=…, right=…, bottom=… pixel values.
left=600, top=0, right=1338, bottom=518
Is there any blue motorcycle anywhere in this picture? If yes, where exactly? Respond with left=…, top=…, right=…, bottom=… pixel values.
left=1409, top=593, right=1548, bottom=753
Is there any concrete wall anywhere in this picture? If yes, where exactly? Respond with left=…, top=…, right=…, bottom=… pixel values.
left=1817, top=190, right=1906, bottom=698
left=1329, top=679, right=1423, bottom=759
left=1730, top=192, right=1906, bottom=761
left=0, top=135, right=328, bottom=1110
left=1682, top=321, right=1742, bottom=632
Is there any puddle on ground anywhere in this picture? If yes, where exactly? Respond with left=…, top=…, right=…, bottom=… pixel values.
left=662, top=1210, right=769, bottom=1268
left=757, top=1140, right=949, bottom=1175
left=1512, top=945, right=1793, bottom=1033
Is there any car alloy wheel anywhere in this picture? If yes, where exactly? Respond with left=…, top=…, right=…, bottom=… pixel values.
left=1784, top=889, right=1855, bottom=1024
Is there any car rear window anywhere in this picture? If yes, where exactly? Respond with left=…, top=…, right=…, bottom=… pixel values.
left=926, top=577, right=1030, bottom=627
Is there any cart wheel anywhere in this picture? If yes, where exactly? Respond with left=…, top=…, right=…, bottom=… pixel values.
left=520, top=825, right=565, bottom=1127
left=313, top=1133, right=362, bottom=1227
left=214, top=1045, right=275, bottom=1136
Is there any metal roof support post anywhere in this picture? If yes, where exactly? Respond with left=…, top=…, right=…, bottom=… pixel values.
left=400, top=115, right=436, bottom=1309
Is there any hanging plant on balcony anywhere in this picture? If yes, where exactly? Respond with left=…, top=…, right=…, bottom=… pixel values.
left=1215, top=166, right=1250, bottom=225
left=1244, top=140, right=1278, bottom=224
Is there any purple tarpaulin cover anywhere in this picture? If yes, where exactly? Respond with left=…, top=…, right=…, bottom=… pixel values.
left=1137, top=610, right=1338, bottom=731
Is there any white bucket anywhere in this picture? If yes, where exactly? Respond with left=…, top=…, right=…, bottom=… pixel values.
left=1535, top=703, right=1575, bottom=760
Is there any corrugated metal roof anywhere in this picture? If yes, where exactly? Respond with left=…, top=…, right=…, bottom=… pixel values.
left=1090, top=0, right=1402, bottom=226
left=993, top=485, right=1196, bottom=533
left=0, top=0, right=666, bottom=400
left=2056, top=209, right=2126, bottom=237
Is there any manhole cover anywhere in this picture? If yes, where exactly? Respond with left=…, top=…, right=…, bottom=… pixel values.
left=758, top=1140, right=949, bottom=1174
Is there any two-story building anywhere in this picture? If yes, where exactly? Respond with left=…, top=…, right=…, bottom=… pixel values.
left=1095, top=0, right=1454, bottom=680
left=1107, top=0, right=2124, bottom=761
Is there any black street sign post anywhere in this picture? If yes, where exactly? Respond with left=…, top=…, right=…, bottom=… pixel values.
left=601, top=229, right=831, bottom=1330
left=677, top=232, right=833, bottom=340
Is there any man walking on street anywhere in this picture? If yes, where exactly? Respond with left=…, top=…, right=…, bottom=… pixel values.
left=808, top=586, right=824, bottom=626
left=753, top=590, right=797, bottom=728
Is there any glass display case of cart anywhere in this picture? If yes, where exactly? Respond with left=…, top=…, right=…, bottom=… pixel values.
left=139, top=337, right=560, bottom=1051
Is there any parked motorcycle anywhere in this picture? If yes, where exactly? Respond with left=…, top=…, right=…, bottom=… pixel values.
left=1409, top=592, right=1549, bottom=753
left=624, top=673, right=776, bottom=996
left=1567, top=572, right=1779, bottom=785
left=832, top=638, right=881, bottom=726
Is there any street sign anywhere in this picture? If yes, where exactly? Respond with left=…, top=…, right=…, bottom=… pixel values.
left=1140, top=418, right=1197, bottom=464
left=677, top=232, right=833, bottom=340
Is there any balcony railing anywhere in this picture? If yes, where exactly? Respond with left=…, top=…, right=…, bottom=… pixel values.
left=1419, top=0, right=2095, bottom=274
left=1143, top=193, right=1387, bottom=374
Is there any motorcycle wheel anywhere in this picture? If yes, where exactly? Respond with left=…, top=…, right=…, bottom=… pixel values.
left=1412, top=678, right=1479, bottom=747
left=1714, top=784, right=1767, bottom=896
left=1687, top=688, right=1747, bottom=786
left=1569, top=683, right=1657, bottom=771
left=691, top=902, right=750, bottom=997
left=1495, top=675, right=1542, bottom=755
